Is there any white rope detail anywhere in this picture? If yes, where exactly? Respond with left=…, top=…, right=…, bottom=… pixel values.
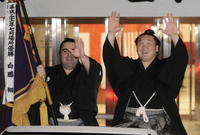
left=132, top=91, right=156, bottom=123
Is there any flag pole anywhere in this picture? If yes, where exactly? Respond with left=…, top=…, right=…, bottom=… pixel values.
left=19, top=0, right=58, bottom=126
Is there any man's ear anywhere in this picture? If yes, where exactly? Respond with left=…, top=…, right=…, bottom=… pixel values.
left=156, top=45, right=159, bottom=52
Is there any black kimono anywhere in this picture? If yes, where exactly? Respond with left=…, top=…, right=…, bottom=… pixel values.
left=103, top=37, right=188, bottom=135
left=45, top=57, right=102, bottom=126
left=28, top=57, right=102, bottom=126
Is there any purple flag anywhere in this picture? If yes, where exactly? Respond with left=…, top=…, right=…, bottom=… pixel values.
left=4, top=1, right=37, bottom=128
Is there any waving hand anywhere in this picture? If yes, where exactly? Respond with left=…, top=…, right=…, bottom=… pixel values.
left=159, top=13, right=179, bottom=45
left=108, top=11, right=125, bottom=47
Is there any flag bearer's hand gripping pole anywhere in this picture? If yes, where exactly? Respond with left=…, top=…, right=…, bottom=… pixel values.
left=37, top=65, right=58, bottom=125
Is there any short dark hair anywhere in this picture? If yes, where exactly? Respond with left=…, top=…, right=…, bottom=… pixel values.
left=135, top=29, right=160, bottom=48
left=59, top=38, right=75, bottom=55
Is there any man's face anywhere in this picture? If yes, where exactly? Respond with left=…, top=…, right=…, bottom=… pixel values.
left=60, top=42, right=79, bottom=70
left=136, top=35, right=159, bottom=64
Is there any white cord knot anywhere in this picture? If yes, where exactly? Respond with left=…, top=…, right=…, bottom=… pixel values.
left=136, top=106, right=149, bottom=122
left=133, top=91, right=156, bottom=123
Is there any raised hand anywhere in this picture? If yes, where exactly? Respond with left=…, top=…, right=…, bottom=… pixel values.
left=159, top=13, right=177, bottom=37
left=107, top=11, right=125, bottom=47
left=68, top=37, right=85, bottom=58
left=159, top=13, right=179, bottom=45
left=108, top=11, right=125, bottom=34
